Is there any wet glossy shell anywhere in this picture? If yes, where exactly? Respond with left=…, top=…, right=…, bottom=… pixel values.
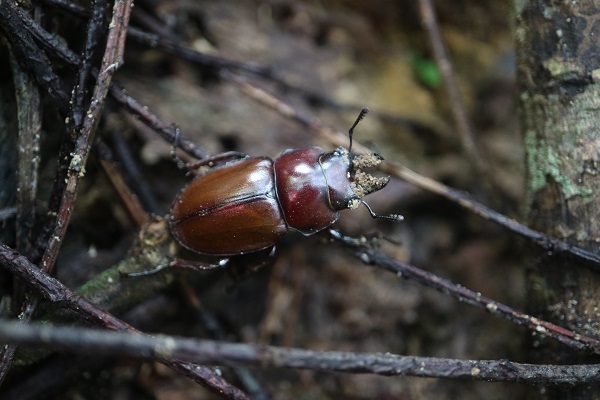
left=274, top=147, right=340, bottom=235
left=169, top=157, right=287, bottom=255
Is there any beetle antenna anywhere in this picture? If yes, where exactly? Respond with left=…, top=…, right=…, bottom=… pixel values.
left=348, top=107, right=369, bottom=153
left=361, top=200, right=404, bottom=221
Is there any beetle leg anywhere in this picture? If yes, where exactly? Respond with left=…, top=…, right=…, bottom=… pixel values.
left=124, top=257, right=229, bottom=277
left=185, top=151, right=249, bottom=173
left=170, top=126, right=247, bottom=173
left=227, top=247, right=277, bottom=282
left=326, top=228, right=371, bottom=247
left=326, top=228, right=399, bottom=249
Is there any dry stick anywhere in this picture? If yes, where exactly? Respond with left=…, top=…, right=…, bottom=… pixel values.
left=109, top=85, right=248, bottom=166
left=30, top=0, right=106, bottom=265
left=378, top=163, right=600, bottom=268
left=14, top=1, right=81, bottom=66
left=39, top=0, right=130, bottom=281
left=99, top=158, right=150, bottom=228
left=68, top=0, right=107, bottom=130
left=0, top=236, right=599, bottom=382
left=1, top=322, right=600, bottom=385
left=328, top=231, right=600, bottom=355
left=417, top=0, right=486, bottom=176
left=0, top=37, right=43, bottom=389
left=95, top=137, right=157, bottom=225
left=39, top=0, right=89, bottom=17
left=108, top=85, right=211, bottom=161
left=227, top=74, right=600, bottom=269
left=0, top=1, right=70, bottom=114
left=10, top=48, right=41, bottom=256
left=0, top=243, right=251, bottom=400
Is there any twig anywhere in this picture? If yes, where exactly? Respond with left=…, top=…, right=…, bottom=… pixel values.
left=40, top=0, right=130, bottom=277
left=68, top=0, right=107, bottom=130
left=108, top=84, right=211, bottom=161
left=418, top=0, right=486, bottom=176
left=38, top=0, right=89, bottom=17
left=0, top=32, right=43, bottom=388
left=378, top=162, right=600, bottom=268
left=0, top=0, right=70, bottom=114
left=327, top=230, right=600, bottom=355
left=97, top=135, right=160, bottom=220
left=2, top=11, right=125, bottom=383
left=1, top=321, right=599, bottom=385
left=98, top=155, right=151, bottom=228
left=9, top=45, right=41, bottom=257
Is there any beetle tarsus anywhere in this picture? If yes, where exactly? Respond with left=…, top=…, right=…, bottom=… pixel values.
left=184, top=151, right=248, bottom=174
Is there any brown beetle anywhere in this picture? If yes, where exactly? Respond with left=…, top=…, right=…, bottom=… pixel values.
left=130, top=109, right=401, bottom=276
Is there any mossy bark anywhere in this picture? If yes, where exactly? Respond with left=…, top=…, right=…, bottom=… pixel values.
left=515, top=0, right=600, bottom=397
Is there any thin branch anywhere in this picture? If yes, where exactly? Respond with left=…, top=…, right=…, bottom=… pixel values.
left=418, top=0, right=486, bottom=176
left=1, top=2, right=247, bottom=396
left=0, top=0, right=70, bottom=114
left=326, top=230, right=600, bottom=355
left=0, top=35, right=43, bottom=388
left=108, top=84, right=211, bottom=160
left=95, top=138, right=154, bottom=226
left=40, top=0, right=131, bottom=276
left=9, top=46, right=41, bottom=257
left=37, top=0, right=89, bottom=17
left=68, top=0, right=107, bottom=129
left=1, top=322, right=599, bottom=385
left=12, top=0, right=80, bottom=66
left=378, top=162, right=600, bottom=268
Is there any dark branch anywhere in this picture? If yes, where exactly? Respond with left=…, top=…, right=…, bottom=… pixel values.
left=327, top=230, right=600, bottom=355
left=0, top=322, right=598, bottom=385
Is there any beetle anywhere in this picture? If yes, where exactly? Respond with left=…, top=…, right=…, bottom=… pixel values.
left=129, top=109, right=401, bottom=276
